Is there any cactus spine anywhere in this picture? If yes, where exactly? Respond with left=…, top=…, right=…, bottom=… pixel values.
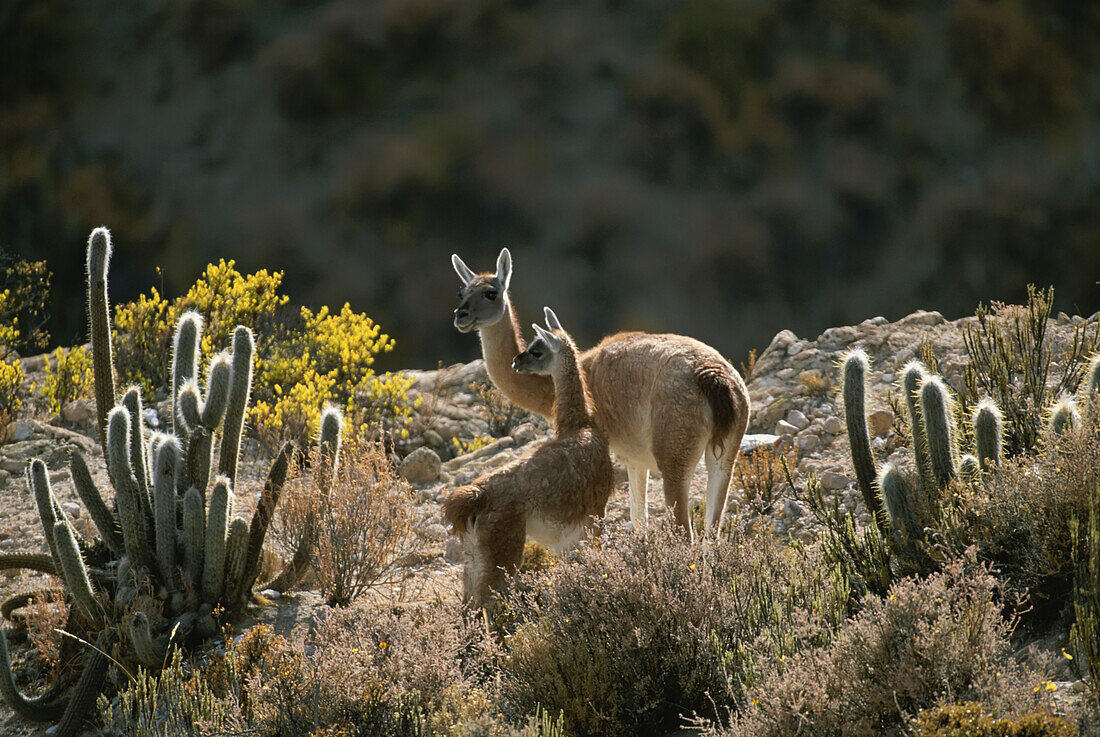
left=171, top=311, right=203, bottom=437
left=107, top=407, right=154, bottom=572
left=1049, top=396, right=1080, bottom=437
left=52, top=520, right=103, bottom=627
left=153, top=438, right=181, bottom=589
left=878, top=464, right=921, bottom=548
left=972, top=398, right=1003, bottom=471
left=842, top=349, right=888, bottom=534
left=182, top=487, right=205, bottom=590
left=919, top=375, right=957, bottom=490
left=218, top=327, right=254, bottom=485
left=202, top=478, right=232, bottom=603
left=87, top=227, right=115, bottom=452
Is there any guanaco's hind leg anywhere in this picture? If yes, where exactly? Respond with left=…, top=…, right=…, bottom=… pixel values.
left=626, top=466, right=650, bottom=523
left=469, top=511, right=526, bottom=607
left=703, top=443, right=736, bottom=535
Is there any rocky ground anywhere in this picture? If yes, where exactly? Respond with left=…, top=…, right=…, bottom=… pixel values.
left=1, top=307, right=1097, bottom=734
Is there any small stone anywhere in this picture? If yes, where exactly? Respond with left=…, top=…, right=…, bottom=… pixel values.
left=61, top=399, right=95, bottom=425
left=422, top=429, right=445, bottom=449
left=401, top=447, right=442, bottom=484
left=143, top=408, right=160, bottom=428
left=62, top=502, right=82, bottom=519
left=783, top=499, right=806, bottom=518
left=259, top=589, right=281, bottom=600
left=785, top=410, right=810, bottom=430
left=420, top=523, right=448, bottom=542
left=510, top=422, right=538, bottom=445
left=775, top=420, right=799, bottom=436
left=820, top=472, right=850, bottom=490
left=9, top=420, right=34, bottom=442
left=898, top=310, right=945, bottom=327
left=869, top=409, right=894, bottom=437
left=795, top=434, right=820, bottom=451
left=823, top=416, right=844, bottom=434
left=881, top=373, right=895, bottom=384
left=786, top=342, right=805, bottom=356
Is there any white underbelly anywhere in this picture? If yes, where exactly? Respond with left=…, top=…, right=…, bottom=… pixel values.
left=527, top=515, right=586, bottom=553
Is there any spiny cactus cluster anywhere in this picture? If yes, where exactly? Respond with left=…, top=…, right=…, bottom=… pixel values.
left=0, top=228, right=342, bottom=737
left=841, top=351, right=1004, bottom=557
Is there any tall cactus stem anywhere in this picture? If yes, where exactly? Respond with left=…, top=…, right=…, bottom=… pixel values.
left=53, top=635, right=110, bottom=737
left=182, top=487, right=205, bottom=590
left=183, top=427, right=214, bottom=498
left=107, top=407, right=154, bottom=571
left=0, top=630, right=68, bottom=722
left=52, top=520, right=103, bottom=627
left=201, top=478, right=232, bottom=603
left=244, top=442, right=293, bottom=590
left=878, top=464, right=921, bottom=549
left=223, top=517, right=250, bottom=607
left=1082, top=354, right=1100, bottom=421
left=178, top=380, right=203, bottom=436
left=201, top=351, right=232, bottom=430
left=972, top=398, right=1003, bottom=471
left=87, top=227, right=115, bottom=454
left=842, top=349, right=888, bottom=534
left=900, top=360, right=935, bottom=493
left=121, top=387, right=152, bottom=518
left=69, top=452, right=124, bottom=555
left=171, top=311, right=203, bottom=437
left=28, top=460, right=62, bottom=571
left=154, top=437, right=182, bottom=589
left=218, top=326, right=254, bottom=485
left=919, top=375, right=957, bottom=491
left=316, top=405, right=344, bottom=494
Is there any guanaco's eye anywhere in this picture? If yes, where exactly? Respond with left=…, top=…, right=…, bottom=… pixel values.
left=529, top=348, right=543, bottom=358
left=486, top=290, right=498, bottom=301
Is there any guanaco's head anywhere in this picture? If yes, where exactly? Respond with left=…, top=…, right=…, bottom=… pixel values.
left=513, top=307, right=567, bottom=375
left=452, top=248, right=512, bottom=333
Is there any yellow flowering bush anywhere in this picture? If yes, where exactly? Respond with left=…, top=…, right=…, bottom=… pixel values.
left=41, top=346, right=94, bottom=415
left=113, top=260, right=414, bottom=447
left=0, top=358, right=23, bottom=439
left=451, top=435, right=493, bottom=455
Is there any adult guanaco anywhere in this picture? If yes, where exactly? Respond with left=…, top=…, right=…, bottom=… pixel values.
left=451, top=249, right=750, bottom=538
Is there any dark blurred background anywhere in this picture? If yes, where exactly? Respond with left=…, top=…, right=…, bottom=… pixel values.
left=3, top=0, right=1099, bottom=369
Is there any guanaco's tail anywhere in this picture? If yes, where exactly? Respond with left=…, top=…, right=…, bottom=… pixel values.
left=442, top=485, right=488, bottom=535
left=694, top=361, right=740, bottom=456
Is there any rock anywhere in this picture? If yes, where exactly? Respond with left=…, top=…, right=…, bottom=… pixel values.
left=869, top=409, right=894, bottom=437
left=897, top=310, right=945, bottom=326
left=143, top=408, right=160, bottom=428
left=881, top=373, right=895, bottom=384
left=740, top=434, right=783, bottom=453
left=422, top=429, right=445, bottom=449
left=8, top=420, right=34, bottom=442
left=510, top=422, right=539, bottom=445
left=61, top=399, right=95, bottom=425
left=785, top=409, right=810, bottom=431
left=795, top=434, right=820, bottom=451
left=420, top=523, right=448, bottom=542
left=62, top=502, right=82, bottom=519
left=775, top=420, right=798, bottom=436
left=823, top=416, right=844, bottom=434
left=401, top=447, right=442, bottom=485
left=820, top=471, right=850, bottom=490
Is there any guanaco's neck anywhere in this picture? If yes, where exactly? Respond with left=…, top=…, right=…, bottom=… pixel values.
left=550, top=337, right=596, bottom=435
left=478, top=297, right=555, bottom=418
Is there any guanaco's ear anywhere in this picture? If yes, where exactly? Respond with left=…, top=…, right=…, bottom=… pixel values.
left=452, top=253, right=476, bottom=286
left=495, top=248, right=512, bottom=291
left=531, top=323, right=562, bottom=352
left=543, top=306, right=563, bottom=333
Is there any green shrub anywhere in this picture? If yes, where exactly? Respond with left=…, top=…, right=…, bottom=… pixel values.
left=915, top=702, right=1076, bottom=737
left=718, top=555, right=1051, bottom=737
left=41, top=346, right=93, bottom=415
left=113, top=259, right=413, bottom=448
left=0, top=358, right=22, bottom=440
left=501, top=521, right=849, bottom=737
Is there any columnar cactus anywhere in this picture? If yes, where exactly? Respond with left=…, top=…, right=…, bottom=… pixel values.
left=1049, top=395, right=1081, bottom=437
left=919, top=375, right=957, bottom=491
left=1082, top=354, right=1100, bottom=420
left=87, top=227, right=115, bottom=451
left=0, top=228, right=330, bottom=737
left=972, top=398, right=1003, bottom=471
left=842, top=349, right=888, bottom=534
left=900, top=361, right=935, bottom=494
left=878, top=464, right=920, bottom=548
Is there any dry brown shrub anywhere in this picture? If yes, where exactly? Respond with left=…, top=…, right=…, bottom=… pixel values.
left=735, top=444, right=797, bottom=515
left=798, top=369, right=829, bottom=398
left=22, top=576, right=69, bottom=669
left=275, top=440, right=416, bottom=607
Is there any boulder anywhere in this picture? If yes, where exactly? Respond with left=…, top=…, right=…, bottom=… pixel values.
left=401, top=447, right=442, bottom=485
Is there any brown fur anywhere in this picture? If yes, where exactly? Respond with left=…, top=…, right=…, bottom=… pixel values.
left=442, top=327, right=613, bottom=606
left=453, top=259, right=751, bottom=539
